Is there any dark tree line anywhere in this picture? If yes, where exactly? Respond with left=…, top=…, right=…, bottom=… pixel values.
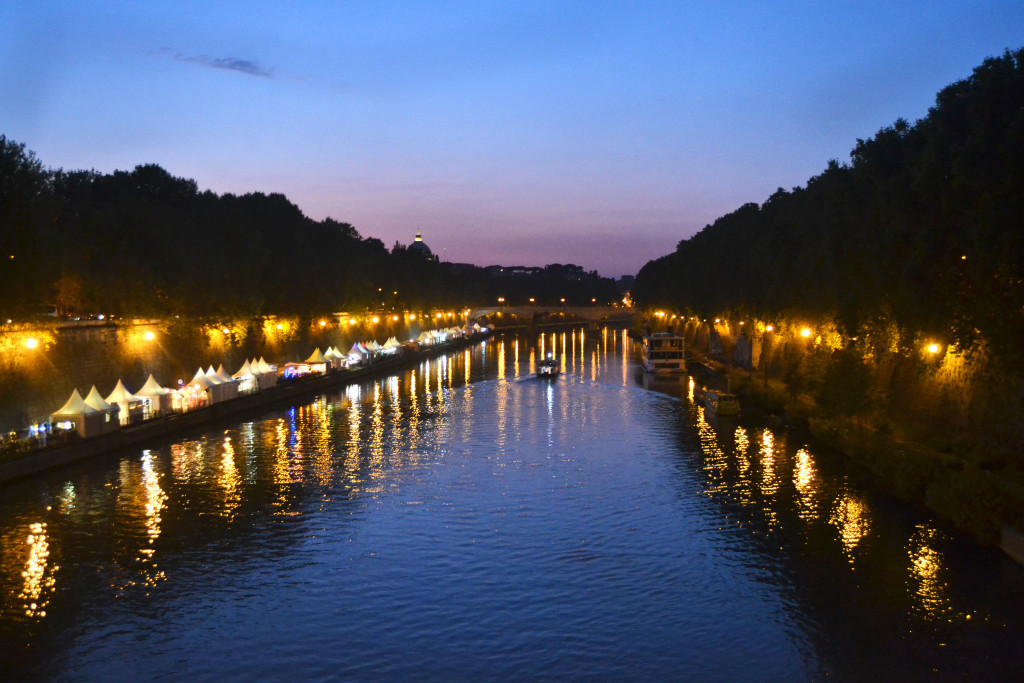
left=634, top=48, right=1024, bottom=366
left=0, top=141, right=619, bottom=318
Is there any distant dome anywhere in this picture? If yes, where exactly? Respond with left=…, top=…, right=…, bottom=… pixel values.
left=409, top=230, right=434, bottom=258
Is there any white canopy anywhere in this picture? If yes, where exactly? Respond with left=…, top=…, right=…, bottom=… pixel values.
left=383, top=337, right=401, bottom=349
left=257, top=357, right=273, bottom=373
left=84, top=386, right=115, bottom=412
left=135, top=374, right=170, bottom=397
left=188, top=368, right=215, bottom=389
left=233, top=360, right=254, bottom=378
left=305, top=348, right=329, bottom=364
left=53, top=388, right=96, bottom=416
left=216, top=365, right=234, bottom=383
left=105, top=379, right=139, bottom=404
left=205, top=366, right=224, bottom=384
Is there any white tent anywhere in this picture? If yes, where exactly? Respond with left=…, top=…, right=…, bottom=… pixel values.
left=105, top=379, right=145, bottom=425
left=52, top=388, right=117, bottom=437
left=232, top=360, right=253, bottom=379
left=84, top=385, right=116, bottom=412
left=305, top=348, right=329, bottom=364
left=256, top=357, right=277, bottom=388
left=205, top=366, right=225, bottom=384
left=134, top=374, right=171, bottom=415
left=215, top=364, right=234, bottom=383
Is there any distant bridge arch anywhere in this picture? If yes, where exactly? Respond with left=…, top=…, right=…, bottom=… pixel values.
left=468, top=305, right=634, bottom=326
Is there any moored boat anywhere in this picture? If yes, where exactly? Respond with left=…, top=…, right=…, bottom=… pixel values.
left=641, top=331, right=685, bottom=373
left=699, top=387, right=740, bottom=415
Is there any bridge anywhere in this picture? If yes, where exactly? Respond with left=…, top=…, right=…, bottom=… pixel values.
left=468, top=305, right=634, bottom=327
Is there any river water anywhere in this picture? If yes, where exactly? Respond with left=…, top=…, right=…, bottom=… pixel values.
left=2, top=328, right=1022, bottom=680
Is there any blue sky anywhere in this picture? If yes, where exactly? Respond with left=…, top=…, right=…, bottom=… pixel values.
left=2, top=2, right=1022, bottom=276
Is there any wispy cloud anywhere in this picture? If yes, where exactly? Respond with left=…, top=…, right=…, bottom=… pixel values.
left=160, top=48, right=273, bottom=78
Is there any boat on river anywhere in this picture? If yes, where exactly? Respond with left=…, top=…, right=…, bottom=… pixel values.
left=537, top=353, right=560, bottom=378
left=640, top=331, right=685, bottom=373
left=699, top=387, right=740, bottom=415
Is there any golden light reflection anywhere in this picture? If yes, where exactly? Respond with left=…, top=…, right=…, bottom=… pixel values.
left=829, top=492, right=870, bottom=563
left=497, top=340, right=505, bottom=379
left=218, top=435, right=241, bottom=518
left=20, top=522, right=58, bottom=618
left=138, top=452, right=168, bottom=586
left=734, top=427, right=750, bottom=476
left=687, top=376, right=695, bottom=403
left=759, top=429, right=779, bottom=498
left=695, top=407, right=728, bottom=495
left=793, top=447, right=819, bottom=519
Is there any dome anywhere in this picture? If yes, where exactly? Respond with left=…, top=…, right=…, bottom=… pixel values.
left=409, top=230, right=434, bottom=258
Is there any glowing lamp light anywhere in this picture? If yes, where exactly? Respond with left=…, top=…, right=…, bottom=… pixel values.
left=144, top=331, right=155, bottom=341
left=392, top=315, right=399, bottom=321
left=372, top=316, right=379, bottom=323
left=25, top=337, right=37, bottom=349
left=766, top=325, right=774, bottom=332
left=529, top=298, right=535, bottom=303
left=801, top=328, right=812, bottom=338
left=319, top=320, right=326, bottom=327
left=714, top=318, right=720, bottom=324
left=560, top=298, right=566, bottom=303
left=222, top=328, right=230, bottom=334
left=927, top=343, right=940, bottom=354
left=276, top=324, right=283, bottom=330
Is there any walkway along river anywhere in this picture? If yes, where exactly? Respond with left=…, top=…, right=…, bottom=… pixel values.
left=1, top=328, right=1022, bottom=679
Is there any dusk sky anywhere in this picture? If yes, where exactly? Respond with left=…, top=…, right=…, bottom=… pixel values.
left=3, top=2, right=1022, bottom=277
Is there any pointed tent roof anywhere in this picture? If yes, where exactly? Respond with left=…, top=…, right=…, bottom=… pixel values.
left=136, top=374, right=170, bottom=397
left=84, top=386, right=115, bottom=412
left=53, top=388, right=96, bottom=416
left=257, top=357, right=273, bottom=373
left=383, top=337, right=401, bottom=349
left=188, top=368, right=215, bottom=389
left=204, top=366, right=224, bottom=384
left=417, top=331, right=431, bottom=343
left=216, top=364, right=234, bottom=383
left=305, top=348, right=329, bottom=364
left=105, top=379, right=139, bottom=404
left=323, top=347, right=338, bottom=359
left=347, top=342, right=365, bottom=356
left=233, top=360, right=254, bottom=378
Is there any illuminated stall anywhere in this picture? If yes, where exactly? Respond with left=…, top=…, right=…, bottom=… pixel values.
left=135, top=374, right=171, bottom=416
left=232, top=360, right=258, bottom=394
left=105, top=379, right=146, bottom=425
left=51, top=389, right=111, bottom=438
left=83, top=386, right=122, bottom=433
left=173, top=369, right=213, bottom=412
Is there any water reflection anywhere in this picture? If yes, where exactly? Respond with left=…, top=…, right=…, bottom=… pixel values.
left=19, top=522, right=57, bottom=618
left=829, top=492, right=871, bottom=563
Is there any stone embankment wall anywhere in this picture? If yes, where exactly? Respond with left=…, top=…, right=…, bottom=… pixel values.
left=0, top=315, right=432, bottom=431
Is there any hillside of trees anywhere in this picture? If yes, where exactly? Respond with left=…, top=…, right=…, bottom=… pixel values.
left=0, top=142, right=619, bottom=319
left=634, top=48, right=1024, bottom=367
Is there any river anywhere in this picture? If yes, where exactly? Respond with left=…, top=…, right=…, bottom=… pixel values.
left=1, top=328, right=1022, bottom=680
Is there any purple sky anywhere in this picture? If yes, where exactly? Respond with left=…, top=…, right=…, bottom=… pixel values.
left=3, top=2, right=1022, bottom=277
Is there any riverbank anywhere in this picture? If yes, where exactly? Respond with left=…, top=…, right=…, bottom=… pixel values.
left=0, top=330, right=492, bottom=485
left=688, top=359, right=1024, bottom=564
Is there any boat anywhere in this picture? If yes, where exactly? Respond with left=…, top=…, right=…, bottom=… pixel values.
left=640, top=331, right=685, bottom=373
left=700, top=387, right=740, bottom=415
left=537, top=352, right=560, bottom=378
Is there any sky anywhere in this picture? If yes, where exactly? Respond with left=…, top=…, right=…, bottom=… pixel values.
left=2, top=2, right=1022, bottom=277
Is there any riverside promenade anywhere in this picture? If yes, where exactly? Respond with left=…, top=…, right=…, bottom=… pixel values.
left=0, top=330, right=493, bottom=485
